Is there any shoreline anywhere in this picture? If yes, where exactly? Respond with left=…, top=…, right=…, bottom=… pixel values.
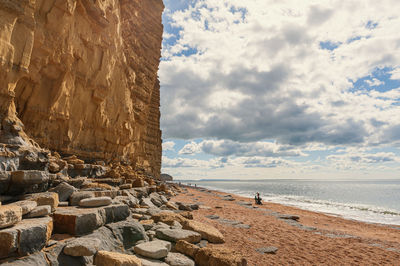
left=172, top=182, right=400, bottom=227
left=171, top=185, right=400, bottom=265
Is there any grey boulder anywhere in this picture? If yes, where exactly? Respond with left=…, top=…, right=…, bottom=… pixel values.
left=165, top=252, right=195, bottom=266
left=134, top=239, right=171, bottom=259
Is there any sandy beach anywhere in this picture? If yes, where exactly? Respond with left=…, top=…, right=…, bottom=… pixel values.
left=171, top=186, right=400, bottom=265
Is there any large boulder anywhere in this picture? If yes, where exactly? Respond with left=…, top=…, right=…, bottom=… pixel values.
left=94, top=250, right=142, bottom=266
left=53, top=204, right=130, bottom=236
left=0, top=217, right=53, bottom=258
left=165, top=252, right=195, bottom=266
left=182, top=220, right=225, bottom=244
left=22, top=192, right=59, bottom=211
left=63, top=238, right=102, bottom=256
left=0, top=205, right=22, bottom=229
left=49, top=182, right=77, bottom=201
left=24, top=205, right=51, bottom=218
left=69, top=191, right=95, bottom=206
left=151, top=212, right=187, bottom=225
left=133, top=239, right=171, bottom=259
left=53, top=207, right=106, bottom=236
left=0, top=251, right=49, bottom=266
left=155, top=228, right=201, bottom=244
left=103, top=204, right=130, bottom=224
left=194, top=247, right=247, bottom=266
left=141, top=198, right=156, bottom=208
left=9, top=170, right=50, bottom=194
left=0, top=172, right=10, bottom=194
left=174, top=240, right=200, bottom=258
left=149, top=193, right=167, bottom=207
left=43, top=240, right=88, bottom=266
left=10, top=200, right=37, bottom=215
left=105, top=219, right=148, bottom=249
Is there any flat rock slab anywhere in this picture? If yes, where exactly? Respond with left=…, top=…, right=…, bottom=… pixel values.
left=24, top=205, right=51, bottom=218
left=218, top=219, right=242, bottom=226
left=53, top=204, right=129, bottom=236
left=63, top=237, right=102, bottom=256
left=94, top=250, right=141, bottom=266
left=237, top=201, right=253, bottom=206
left=234, top=224, right=251, bottom=229
left=205, top=215, right=219, bottom=220
left=10, top=200, right=37, bottom=215
left=156, top=228, right=201, bottom=243
left=278, top=214, right=300, bottom=221
left=182, top=220, right=225, bottom=244
left=217, top=218, right=251, bottom=229
left=165, top=252, right=195, bottom=266
left=79, top=196, right=112, bottom=207
left=134, top=239, right=171, bottom=259
left=256, top=246, right=278, bottom=254
left=0, top=217, right=52, bottom=258
left=9, top=170, right=49, bottom=194
left=0, top=205, right=22, bottom=229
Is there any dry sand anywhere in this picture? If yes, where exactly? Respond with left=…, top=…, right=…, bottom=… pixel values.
left=171, top=186, right=400, bottom=265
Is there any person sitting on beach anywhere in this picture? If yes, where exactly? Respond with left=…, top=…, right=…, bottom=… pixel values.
left=255, top=192, right=262, bottom=205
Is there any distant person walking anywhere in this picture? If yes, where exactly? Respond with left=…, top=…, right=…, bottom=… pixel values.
left=255, top=192, right=262, bottom=205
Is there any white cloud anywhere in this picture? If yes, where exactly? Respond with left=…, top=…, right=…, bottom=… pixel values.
left=162, top=141, right=176, bottom=151
left=365, top=78, right=384, bottom=87
left=160, top=0, right=400, bottom=179
left=390, top=68, right=400, bottom=80
left=199, top=139, right=306, bottom=157
left=161, top=0, right=400, bottom=148
left=178, top=142, right=202, bottom=155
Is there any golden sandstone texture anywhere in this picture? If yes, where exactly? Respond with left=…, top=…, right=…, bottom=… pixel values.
left=0, top=0, right=163, bottom=177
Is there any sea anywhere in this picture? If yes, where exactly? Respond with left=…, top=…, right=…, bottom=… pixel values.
left=175, top=179, right=400, bottom=226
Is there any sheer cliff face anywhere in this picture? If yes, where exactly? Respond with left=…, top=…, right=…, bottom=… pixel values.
left=0, top=0, right=163, bottom=177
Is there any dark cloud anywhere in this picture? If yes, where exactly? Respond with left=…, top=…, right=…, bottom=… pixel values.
left=307, top=6, right=334, bottom=25
left=200, top=140, right=302, bottom=157
left=161, top=63, right=369, bottom=146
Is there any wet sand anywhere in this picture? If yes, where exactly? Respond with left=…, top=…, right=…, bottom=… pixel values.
left=171, top=186, right=400, bottom=265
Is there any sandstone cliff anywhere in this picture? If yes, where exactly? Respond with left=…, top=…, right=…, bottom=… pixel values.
left=0, top=0, right=163, bottom=177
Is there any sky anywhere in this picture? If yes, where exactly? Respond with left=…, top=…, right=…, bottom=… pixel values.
left=159, top=0, right=400, bottom=180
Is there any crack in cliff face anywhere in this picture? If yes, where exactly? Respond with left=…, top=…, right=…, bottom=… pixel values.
left=0, top=0, right=164, bottom=177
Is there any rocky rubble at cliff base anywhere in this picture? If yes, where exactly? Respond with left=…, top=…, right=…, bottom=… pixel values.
left=0, top=153, right=247, bottom=266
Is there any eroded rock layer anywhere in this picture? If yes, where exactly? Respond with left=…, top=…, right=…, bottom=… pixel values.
left=0, top=0, right=163, bottom=177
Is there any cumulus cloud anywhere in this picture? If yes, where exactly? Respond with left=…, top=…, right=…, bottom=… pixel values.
left=162, top=141, right=176, bottom=151
left=200, top=140, right=305, bottom=157
left=178, top=142, right=201, bottom=155
left=160, top=0, right=400, bottom=178
left=160, top=0, right=400, bottom=147
left=162, top=156, right=224, bottom=168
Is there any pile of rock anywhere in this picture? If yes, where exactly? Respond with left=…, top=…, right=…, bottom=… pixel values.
left=0, top=152, right=246, bottom=265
